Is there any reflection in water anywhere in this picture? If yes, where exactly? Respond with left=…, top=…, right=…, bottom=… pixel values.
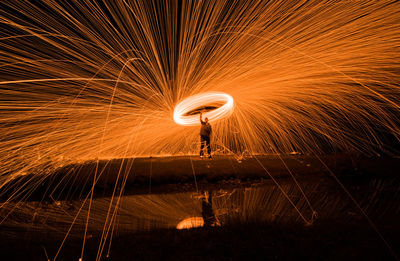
left=201, top=191, right=219, bottom=227
left=176, top=217, right=204, bottom=230
left=176, top=190, right=222, bottom=229
left=1, top=178, right=399, bottom=238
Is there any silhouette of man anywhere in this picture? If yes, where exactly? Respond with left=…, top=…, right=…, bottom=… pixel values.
left=200, top=112, right=212, bottom=158
left=201, top=190, right=216, bottom=227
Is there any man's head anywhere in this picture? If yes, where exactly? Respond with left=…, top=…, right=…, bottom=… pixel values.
left=204, top=117, right=208, bottom=123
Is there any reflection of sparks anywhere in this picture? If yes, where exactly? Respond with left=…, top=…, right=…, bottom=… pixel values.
left=173, top=92, right=234, bottom=126
left=176, top=217, right=204, bottom=229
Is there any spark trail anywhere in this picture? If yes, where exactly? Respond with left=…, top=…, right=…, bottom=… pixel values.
left=0, top=1, right=399, bottom=258
left=0, top=0, right=399, bottom=181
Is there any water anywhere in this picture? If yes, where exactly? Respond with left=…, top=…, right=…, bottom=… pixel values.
left=1, top=176, right=399, bottom=239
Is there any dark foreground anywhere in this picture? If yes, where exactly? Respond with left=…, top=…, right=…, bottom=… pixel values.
left=1, top=219, right=399, bottom=261
left=0, top=154, right=399, bottom=260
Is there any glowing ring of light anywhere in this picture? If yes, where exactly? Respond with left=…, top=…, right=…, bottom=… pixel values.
left=174, top=92, right=234, bottom=126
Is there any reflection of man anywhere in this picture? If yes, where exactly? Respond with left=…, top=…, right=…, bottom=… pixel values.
left=201, top=191, right=216, bottom=227
left=200, top=112, right=212, bottom=158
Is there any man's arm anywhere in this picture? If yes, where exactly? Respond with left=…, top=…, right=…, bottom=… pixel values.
left=200, top=112, right=204, bottom=124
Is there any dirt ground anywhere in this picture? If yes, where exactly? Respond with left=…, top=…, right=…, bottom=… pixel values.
left=3, top=153, right=399, bottom=201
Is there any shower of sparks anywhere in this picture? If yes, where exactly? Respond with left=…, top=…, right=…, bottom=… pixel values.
left=0, top=0, right=399, bottom=180
left=0, top=0, right=400, bottom=259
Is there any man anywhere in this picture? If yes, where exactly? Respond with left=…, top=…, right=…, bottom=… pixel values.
left=200, top=112, right=212, bottom=158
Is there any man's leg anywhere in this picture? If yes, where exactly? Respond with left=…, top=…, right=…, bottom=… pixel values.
left=206, top=136, right=211, bottom=156
left=200, top=136, right=205, bottom=156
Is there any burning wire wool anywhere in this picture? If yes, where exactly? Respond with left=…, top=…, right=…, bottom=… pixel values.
left=0, top=1, right=399, bottom=259
left=0, top=0, right=399, bottom=181
left=173, top=92, right=234, bottom=126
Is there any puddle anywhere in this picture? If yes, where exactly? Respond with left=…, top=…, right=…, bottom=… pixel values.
left=0, top=176, right=399, bottom=240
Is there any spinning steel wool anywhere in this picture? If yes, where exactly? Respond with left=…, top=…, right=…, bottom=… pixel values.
left=173, top=92, right=234, bottom=126
left=0, top=0, right=399, bottom=180
left=0, top=0, right=399, bottom=259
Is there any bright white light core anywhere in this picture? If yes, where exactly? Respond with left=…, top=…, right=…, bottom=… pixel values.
left=173, top=92, right=234, bottom=126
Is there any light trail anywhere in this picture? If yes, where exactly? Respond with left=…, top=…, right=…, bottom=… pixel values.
left=173, top=92, right=234, bottom=126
